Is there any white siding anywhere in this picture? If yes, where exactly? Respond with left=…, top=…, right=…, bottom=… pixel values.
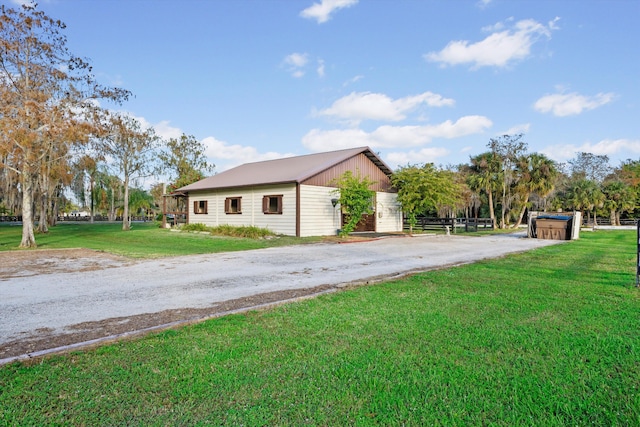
left=188, top=184, right=297, bottom=236
left=375, top=192, right=403, bottom=233
left=187, top=184, right=402, bottom=237
left=299, top=185, right=340, bottom=237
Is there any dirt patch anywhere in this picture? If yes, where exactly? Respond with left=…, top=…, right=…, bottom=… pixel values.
left=0, top=248, right=134, bottom=280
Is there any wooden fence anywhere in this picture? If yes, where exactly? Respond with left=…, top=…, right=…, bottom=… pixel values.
left=0, top=215, right=152, bottom=223
left=403, top=217, right=495, bottom=233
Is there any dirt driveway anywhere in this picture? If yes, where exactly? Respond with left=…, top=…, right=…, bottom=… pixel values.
left=0, top=233, right=563, bottom=363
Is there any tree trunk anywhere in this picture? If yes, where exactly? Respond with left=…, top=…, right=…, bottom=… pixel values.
left=122, top=177, right=130, bottom=231
left=50, top=187, right=59, bottom=227
left=487, top=187, right=495, bottom=226
left=109, top=187, right=115, bottom=221
left=512, top=194, right=530, bottom=229
left=19, top=170, right=37, bottom=248
left=610, top=209, right=616, bottom=226
left=500, top=181, right=506, bottom=229
left=89, top=175, right=95, bottom=223
left=37, top=190, right=49, bottom=234
left=36, top=173, right=49, bottom=233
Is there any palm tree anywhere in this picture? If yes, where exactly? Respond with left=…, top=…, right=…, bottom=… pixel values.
left=128, top=188, right=155, bottom=222
left=602, top=180, right=635, bottom=225
left=467, top=152, right=501, bottom=227
left=512, top=153, right=559, bottom=228
left=566, top=179, right=604, bottom=226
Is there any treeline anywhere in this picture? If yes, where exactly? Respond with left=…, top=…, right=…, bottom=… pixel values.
left=0, top=4, right=212, bottom=247
left=393, top=134, right=639, bottom=232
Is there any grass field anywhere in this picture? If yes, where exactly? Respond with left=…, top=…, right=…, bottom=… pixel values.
left=0, top=222, right=320, bottom=257
left=1, top=230, right=639, bottom=425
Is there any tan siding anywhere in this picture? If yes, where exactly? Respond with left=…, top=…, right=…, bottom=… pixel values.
left=301, top=153, right=394, bottom=192
left=299, top=185, right=340, bottom=237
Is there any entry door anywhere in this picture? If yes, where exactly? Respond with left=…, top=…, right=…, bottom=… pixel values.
left=342, top=213, right=376, bottom=232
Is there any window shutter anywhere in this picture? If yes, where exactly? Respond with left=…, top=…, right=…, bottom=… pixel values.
left=193, top=201, right=198, bottom=213
left=224, top=198, right=230, bottom=213
left=237, top=198, right=241, bottom=213
left=262, top=196, right=268, bottom=213
left=277, top=196, right=283, bottom=214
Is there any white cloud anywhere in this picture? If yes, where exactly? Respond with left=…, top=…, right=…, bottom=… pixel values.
left=502, top=123, right=531, bottom=135
left=317, top=91, right=455, bottom=125
left=386, top=147, right=450, bottom=166
left=425, top=17, right=560, bottom=68
left=300, top=0, right=358, bottom=24
left=283, top=52, right=309, bottom=78
left=302, top=115, right=492, bottom=151
left=201, top=137, right=295, bottom=171
left=533, top=91, right=616, bottom=117
left=343, top=75, right=364, bottom=87
left=477, top=0, right=493, bottom=9
left=152, top=120, right=183, bottom=140
left=542, top=139, right=640, bottom=162
left=317, top=59, right=325, bottom=78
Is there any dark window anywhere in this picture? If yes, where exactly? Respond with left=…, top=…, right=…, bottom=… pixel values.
left=263, top=195, right=283, bottom=214
left=225, top=197, right=242, bottom=214
left=193, top=200, right=208, bottom=214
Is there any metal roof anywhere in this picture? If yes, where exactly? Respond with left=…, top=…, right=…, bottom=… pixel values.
left=176, top=146, right=393, bottom=192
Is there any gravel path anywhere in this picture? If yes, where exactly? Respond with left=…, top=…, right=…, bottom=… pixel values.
left=0, top=233, right=563, bottom=361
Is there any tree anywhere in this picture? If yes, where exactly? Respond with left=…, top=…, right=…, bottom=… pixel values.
left=391, top=163, right=462, bottom=234
left=72, top=155, right=98, bottom=222
left=512, top=152, right=559, bottom=228
left=332, top=170, right=375, bottom=237
left=466, top=151, right=501, bottom=225
left=488, top=134, right=528, bottom=228
left=568, top=152, right=611, bottom=183
left=128, top=188, right=155, bottom=220
left=566, top=179, right=604, bottom=226
left=0, top=4, right=129, bottom=247
left=158, top=133, right=214, bottom=191
left=99, top=113, right=159, bottom=231
left=94, top=171, right=122, bottom=221
left=601, top=181, right=635, bottom=225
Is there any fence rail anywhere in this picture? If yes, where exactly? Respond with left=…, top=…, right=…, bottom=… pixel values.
left=0, top=215, right=152, bottom=223
left=403, top=217, right=495, bottom=233
left=581, top=218, right=637, bottom=226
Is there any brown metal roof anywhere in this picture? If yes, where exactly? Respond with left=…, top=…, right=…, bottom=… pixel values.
left=176, top=146, right=393, bottom=192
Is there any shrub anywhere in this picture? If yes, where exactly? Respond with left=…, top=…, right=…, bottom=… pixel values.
left=180, top=223, right=275, bottom=239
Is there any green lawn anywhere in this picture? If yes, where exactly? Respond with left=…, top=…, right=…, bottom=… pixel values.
left=1, top=231, right=638, bottom=425
left=0, top=222, right=318, bottom=258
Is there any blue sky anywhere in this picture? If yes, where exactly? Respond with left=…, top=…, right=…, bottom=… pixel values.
left=13, top=0, right=640, bottom=173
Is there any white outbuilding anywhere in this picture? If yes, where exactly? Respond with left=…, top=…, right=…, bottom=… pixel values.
left=173, top=146, right=402, bottom=237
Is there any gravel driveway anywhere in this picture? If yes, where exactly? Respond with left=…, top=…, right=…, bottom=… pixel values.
left=1, top=233, right=562, bottom=362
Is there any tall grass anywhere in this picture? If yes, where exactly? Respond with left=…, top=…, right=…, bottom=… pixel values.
left=0, top=231, right=638, bottom=425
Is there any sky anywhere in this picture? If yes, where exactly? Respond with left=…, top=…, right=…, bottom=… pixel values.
left=9, top=0, right=640, bottom=176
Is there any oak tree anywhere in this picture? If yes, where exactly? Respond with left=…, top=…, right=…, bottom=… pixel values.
left=0, top=4, right=129, bottom=246
left=158, top=133, right=214, bottom=191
